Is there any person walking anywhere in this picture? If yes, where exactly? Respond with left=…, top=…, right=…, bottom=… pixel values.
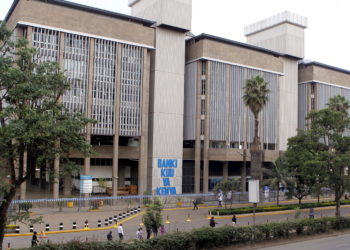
left=193, top=199, right=198, bottom=210
left=232, top=215, right=237, bottom=226
left=209, top=216, right=218, bottom=228
left=218, top=193, right=223, bottom=207
left=117, top=224, right=124, bottom=241
left=146, top=227, right=152, bottom=239
left=107, top=231, right=113, bottom=241
left=31, top=231, right=39, bottom=247
left=159, top=225, right=166, bottom=235
left=309, top=207, right=315, bottom=219
left=136, top=227, right=144, bottom=241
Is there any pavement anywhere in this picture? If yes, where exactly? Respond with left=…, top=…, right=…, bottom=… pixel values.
left=3, top=197, right=348, bottom=249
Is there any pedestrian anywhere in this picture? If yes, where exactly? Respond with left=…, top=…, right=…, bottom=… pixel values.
left=146, top=227, right=151, bottom=239
left=136, top=227, right=144, bottom=241
left=107, top=231, right=113, bottom=241
left=309, top=207, right=315, bottom=219
left=159, top=225, right=166, bottom=235
left=209, top=216, right=218, bottom=228
left=232, top=215, right=237, bottom=226
left=193, top=199, right=198, bottom=210
left=117, top=224, right=124, bottom=241
left=218, top=193, right=223, bottom=207
left=31, top=231, right=38, bottom=247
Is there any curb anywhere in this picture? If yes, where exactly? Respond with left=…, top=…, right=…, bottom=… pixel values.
left=4, top=212, right=144, bottom=237
left=210, top=204, right=350, bottom=220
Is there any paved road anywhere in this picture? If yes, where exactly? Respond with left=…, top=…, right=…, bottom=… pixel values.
left=4, top=203, right=350, bottom=249
left=259, top=232, right=350, bottom=250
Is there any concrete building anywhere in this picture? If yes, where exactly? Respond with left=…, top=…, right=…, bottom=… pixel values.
left=4, top=0, right=350, bottom=198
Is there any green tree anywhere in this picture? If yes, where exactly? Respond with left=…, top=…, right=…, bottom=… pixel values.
left=0, top=23, right=92, bottom=245
left=284, top=130, right=317, bottom=204
left=263, top=157, right=294, bottom=205
left=243, top=75, right=270, bottom=180
left=213, top=179, right=241, bottom=208
left=307, top=95, right=350, bottom=216
left=142, top=197, right=163, bottom=236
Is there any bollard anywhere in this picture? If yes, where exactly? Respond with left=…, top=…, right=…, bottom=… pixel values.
left=59, top=223, right=63, bottom=230
left=97, top=220, right=101, bottom=227
left=29, top=225, right=34, bottom=233
left=15, top=226, right=20, bottom=234
left=114, top=216, right=118, bottom=222
left=105, top=219, right=109, bottom=226
left=130, top=209, right=134, bottom=215
left=109, top=217, right=113, bottom=224
left=138, top=206, right=141, bottom=212
left=127, top=211, right=130, bottom=216
left=134, top=207, right=138, bottom=213
left=84, top=220, right=89, bottom=228
left=7, top=242, right=10, bottom=250
left=72, top=222, right=77, bottom=229
left=122, top=212, right=126, bottom=218
left=45, top=224, right=50, bottom=231
left=118, top=214, right=122, bottom=220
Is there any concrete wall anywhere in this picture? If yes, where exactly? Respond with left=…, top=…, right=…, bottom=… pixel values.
left=186, top=39, right=283, bottom=73
left=279, top=58, right=299, bottom=150
left=130, top=0, right=192, bottom=30
left=8, top=0, right=155, bottom=47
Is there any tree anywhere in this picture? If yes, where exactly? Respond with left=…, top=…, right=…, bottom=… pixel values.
left=213, top=179, right=241, bottom=208
left=0, top=23, right=92, bottom=246
left=142, top=197, right=163, bottom=236
left=307, top=96, right=350, bottom=217
left=284, top=130, right=318, bottom=204
left=243, top=75, right=270, bottom=180
left=263, top=157, right=294, bottom=205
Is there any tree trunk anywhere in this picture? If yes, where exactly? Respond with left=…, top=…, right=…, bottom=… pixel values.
left=250, top=116, right=262, bottom=180
left=299, top=197, right=302, bottom=205
left=335, top=190, right=341, bottom=217
left=276, top=184, right=279, bottom=206
left=317, top=193, right=320, bottom=204
left=63, top=174, right=72, bottom=197
left=0, top=187, right=17, bottom=248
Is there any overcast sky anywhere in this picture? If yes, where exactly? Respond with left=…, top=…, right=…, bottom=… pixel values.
left=1, top=0, right=349, bottom=70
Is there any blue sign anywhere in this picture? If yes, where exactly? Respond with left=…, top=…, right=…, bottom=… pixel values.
left=156, top=159, right=178, bottom=195
left=80, top=175, right=92, bottom=180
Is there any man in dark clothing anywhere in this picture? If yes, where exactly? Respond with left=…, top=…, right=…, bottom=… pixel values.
left=232, top=215, right=237, bottom=226
left=146, top=228, right=152, bottom=239
left=31, top=231, right=38, bottom=247
left=107, top=231, right=113, bottom=241
left=209, top=217, right=218, bottom=227
left=193, top=199, right=198, bottom=210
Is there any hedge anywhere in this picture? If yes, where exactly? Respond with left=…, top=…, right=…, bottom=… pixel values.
left=27, top=216, right=350, bottom=250
left=209, top=200, right=350, bottom=215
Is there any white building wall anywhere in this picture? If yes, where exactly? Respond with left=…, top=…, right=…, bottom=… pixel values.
left=130, top=0, right=191, bottom=194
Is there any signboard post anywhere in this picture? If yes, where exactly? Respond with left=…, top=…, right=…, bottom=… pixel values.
left=249, top=180, right=260, bottom=225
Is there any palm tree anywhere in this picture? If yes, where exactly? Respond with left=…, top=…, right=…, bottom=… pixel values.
left=243, top=75, right=270, bottom=180
left=327, top=95, right=349, bottom=114
left=263, top=158, right=294, bottom=205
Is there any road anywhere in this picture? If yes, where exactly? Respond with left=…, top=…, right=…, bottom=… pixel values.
left=259, top=232, right=350, bottom=250
left=3, top=204, right=350, bottom=249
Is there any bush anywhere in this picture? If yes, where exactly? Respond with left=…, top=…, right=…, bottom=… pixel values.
left=18, top=202, right=32, bottom=212
left=30, top=217, right=350, bottom=250
left=209, top=200, right=350, bottom=215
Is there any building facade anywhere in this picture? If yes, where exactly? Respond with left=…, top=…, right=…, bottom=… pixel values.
left=4, top=0, right=350, bottom=198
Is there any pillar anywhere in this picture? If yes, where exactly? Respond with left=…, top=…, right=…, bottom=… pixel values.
left=203, top=61, right=211, bottom=193
left=194, top=62, right=202, bottom=193
left=223, top=162, right=228, bottom=181
left=138, top=48, right=150, bottom=195
left=112, top=44, right=122, bottom=197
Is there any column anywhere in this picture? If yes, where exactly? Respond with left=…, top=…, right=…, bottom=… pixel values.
left=112, top=44, right=122, bottom=197
left=53, top=150, right=60, bottom=199
left=138, top=48, right=150, bottom=195
left=203, top=61, right=211, bottom=193
left=83, top=37, right=95, bottom=197
left=223, top=162, right=228, bottom=181
left=194, top=61, right=202, bottom=193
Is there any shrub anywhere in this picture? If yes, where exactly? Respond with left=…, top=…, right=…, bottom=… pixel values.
left=30, top=217, right=350, bottom=250
left=209, top=200, right=350, bottom=215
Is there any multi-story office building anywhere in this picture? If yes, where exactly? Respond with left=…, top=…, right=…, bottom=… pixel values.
left=4, top=0, right=350, bottom=198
